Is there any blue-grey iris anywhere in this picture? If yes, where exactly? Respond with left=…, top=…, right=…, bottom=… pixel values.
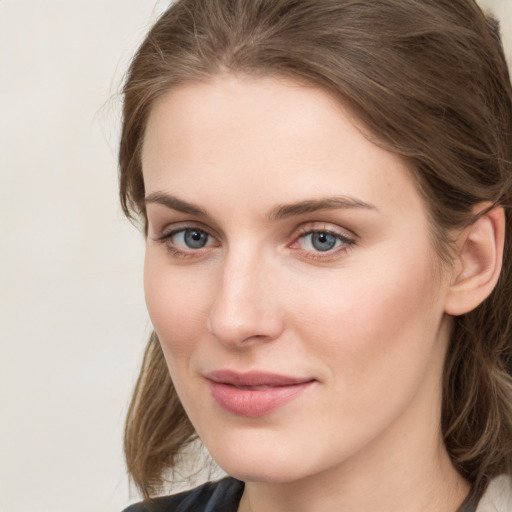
left=184, top=229, right=208, bottom=248
left=311, top=232, right=337, bottom=251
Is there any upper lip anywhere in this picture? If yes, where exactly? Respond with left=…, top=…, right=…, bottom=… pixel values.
left=205, top=369, right=314, bottom=387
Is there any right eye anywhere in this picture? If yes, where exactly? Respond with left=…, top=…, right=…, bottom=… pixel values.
left=171, top=228, right=213, bottom=249
left=154, top=226, right=219, bottom=258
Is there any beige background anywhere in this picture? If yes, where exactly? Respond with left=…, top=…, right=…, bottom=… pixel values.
left=0, top=1, right=510, bottom=511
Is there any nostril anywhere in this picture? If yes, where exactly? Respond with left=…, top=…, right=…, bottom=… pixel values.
left=207, top=307, right=283, bottom=348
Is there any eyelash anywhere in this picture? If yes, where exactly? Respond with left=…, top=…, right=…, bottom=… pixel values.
left=153, top=223, right=356, bottom=260
left=153, top=226, right=217, bottom=259
left=291, top=225, right=356, bottom=260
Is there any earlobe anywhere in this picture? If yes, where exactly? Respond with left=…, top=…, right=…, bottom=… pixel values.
left=444, top=205, right=505, bottom=316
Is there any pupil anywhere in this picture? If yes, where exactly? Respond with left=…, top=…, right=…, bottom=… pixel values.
left=184, top=230, right=207, bottom=248
left=312, top=232, right=336, bottom=251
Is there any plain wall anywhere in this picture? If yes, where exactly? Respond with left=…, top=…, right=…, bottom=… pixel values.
left=0, top=1, right=510, bottom=511
left=0, top=2, right=166, bottom=511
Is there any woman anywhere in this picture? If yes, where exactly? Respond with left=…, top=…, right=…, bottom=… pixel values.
left=119, top=0, right=512, bottom=510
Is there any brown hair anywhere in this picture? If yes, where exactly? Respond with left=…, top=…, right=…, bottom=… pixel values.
left=119, top=0, right=512, bottom=499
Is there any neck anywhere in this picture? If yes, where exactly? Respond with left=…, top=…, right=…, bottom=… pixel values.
left=239, top=434, right=470, bottom=512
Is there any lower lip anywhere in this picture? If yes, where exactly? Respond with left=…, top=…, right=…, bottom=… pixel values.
left=208, top=380, right=313, bottom=417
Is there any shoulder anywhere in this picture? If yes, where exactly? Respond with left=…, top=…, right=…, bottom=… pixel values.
left=476, top=475, right=512, bottom=512
left=121, top=477, right=244, bottom=512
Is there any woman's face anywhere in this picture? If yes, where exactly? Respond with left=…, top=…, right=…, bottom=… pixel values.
left=142, top=74, right=454, bottom=484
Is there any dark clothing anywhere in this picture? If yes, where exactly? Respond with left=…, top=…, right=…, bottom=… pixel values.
left=122, top=478, right=243, bottom=512
left=123, top=476, right=479, bottom=512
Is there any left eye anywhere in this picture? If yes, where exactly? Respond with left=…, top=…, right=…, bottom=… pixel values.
left=298, top=231, right=350, bottom=252
left=172, top=228, right=213, bottom=249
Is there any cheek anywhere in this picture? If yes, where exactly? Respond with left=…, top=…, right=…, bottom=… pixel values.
left=278, top=249, right=447, bottom=461
left=291, top=246, right=443, bottom=391
left=143, top=252, right=211, bottom=357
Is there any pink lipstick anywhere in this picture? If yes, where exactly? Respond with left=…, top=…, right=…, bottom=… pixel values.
left=206, top=370, right=314, bottom=417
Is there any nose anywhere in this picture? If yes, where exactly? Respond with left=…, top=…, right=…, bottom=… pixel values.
left=207, top=250, right=284, bottom=348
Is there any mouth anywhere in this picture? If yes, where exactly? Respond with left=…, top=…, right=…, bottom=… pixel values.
left=205, top=370, right=315, bottom=417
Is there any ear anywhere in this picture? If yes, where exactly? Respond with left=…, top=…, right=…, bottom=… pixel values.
left=444, top=204, right=505, bottom=316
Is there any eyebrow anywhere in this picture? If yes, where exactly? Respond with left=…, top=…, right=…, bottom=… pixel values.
left=268, top=197, right=377, bottom=221
left=145, top=192, right=207, bottom=217
left=144, top=192, right=376, bottom=220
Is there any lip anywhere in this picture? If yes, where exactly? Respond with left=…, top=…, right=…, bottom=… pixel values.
left=205, top=370, right=315, bottom=417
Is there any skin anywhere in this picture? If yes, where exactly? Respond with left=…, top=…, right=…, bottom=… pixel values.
left=141, top=74, right=471, bottom=512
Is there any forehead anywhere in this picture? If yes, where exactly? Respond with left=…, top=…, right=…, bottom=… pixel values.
left=143, top=74, right=365, bottom=166
left=141, top=74, right=423, bottom=221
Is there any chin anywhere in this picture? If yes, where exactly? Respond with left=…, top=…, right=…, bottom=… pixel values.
left=202, top=433, right=327, bottom=484
left=219, top=459, right=309, bottom=484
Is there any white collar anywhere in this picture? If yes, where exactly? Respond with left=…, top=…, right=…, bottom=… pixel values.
left=476, top=475, right=512, bottom=512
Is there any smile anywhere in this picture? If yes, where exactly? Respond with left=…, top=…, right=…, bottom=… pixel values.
left=205, top=370, right=315, bottom=417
